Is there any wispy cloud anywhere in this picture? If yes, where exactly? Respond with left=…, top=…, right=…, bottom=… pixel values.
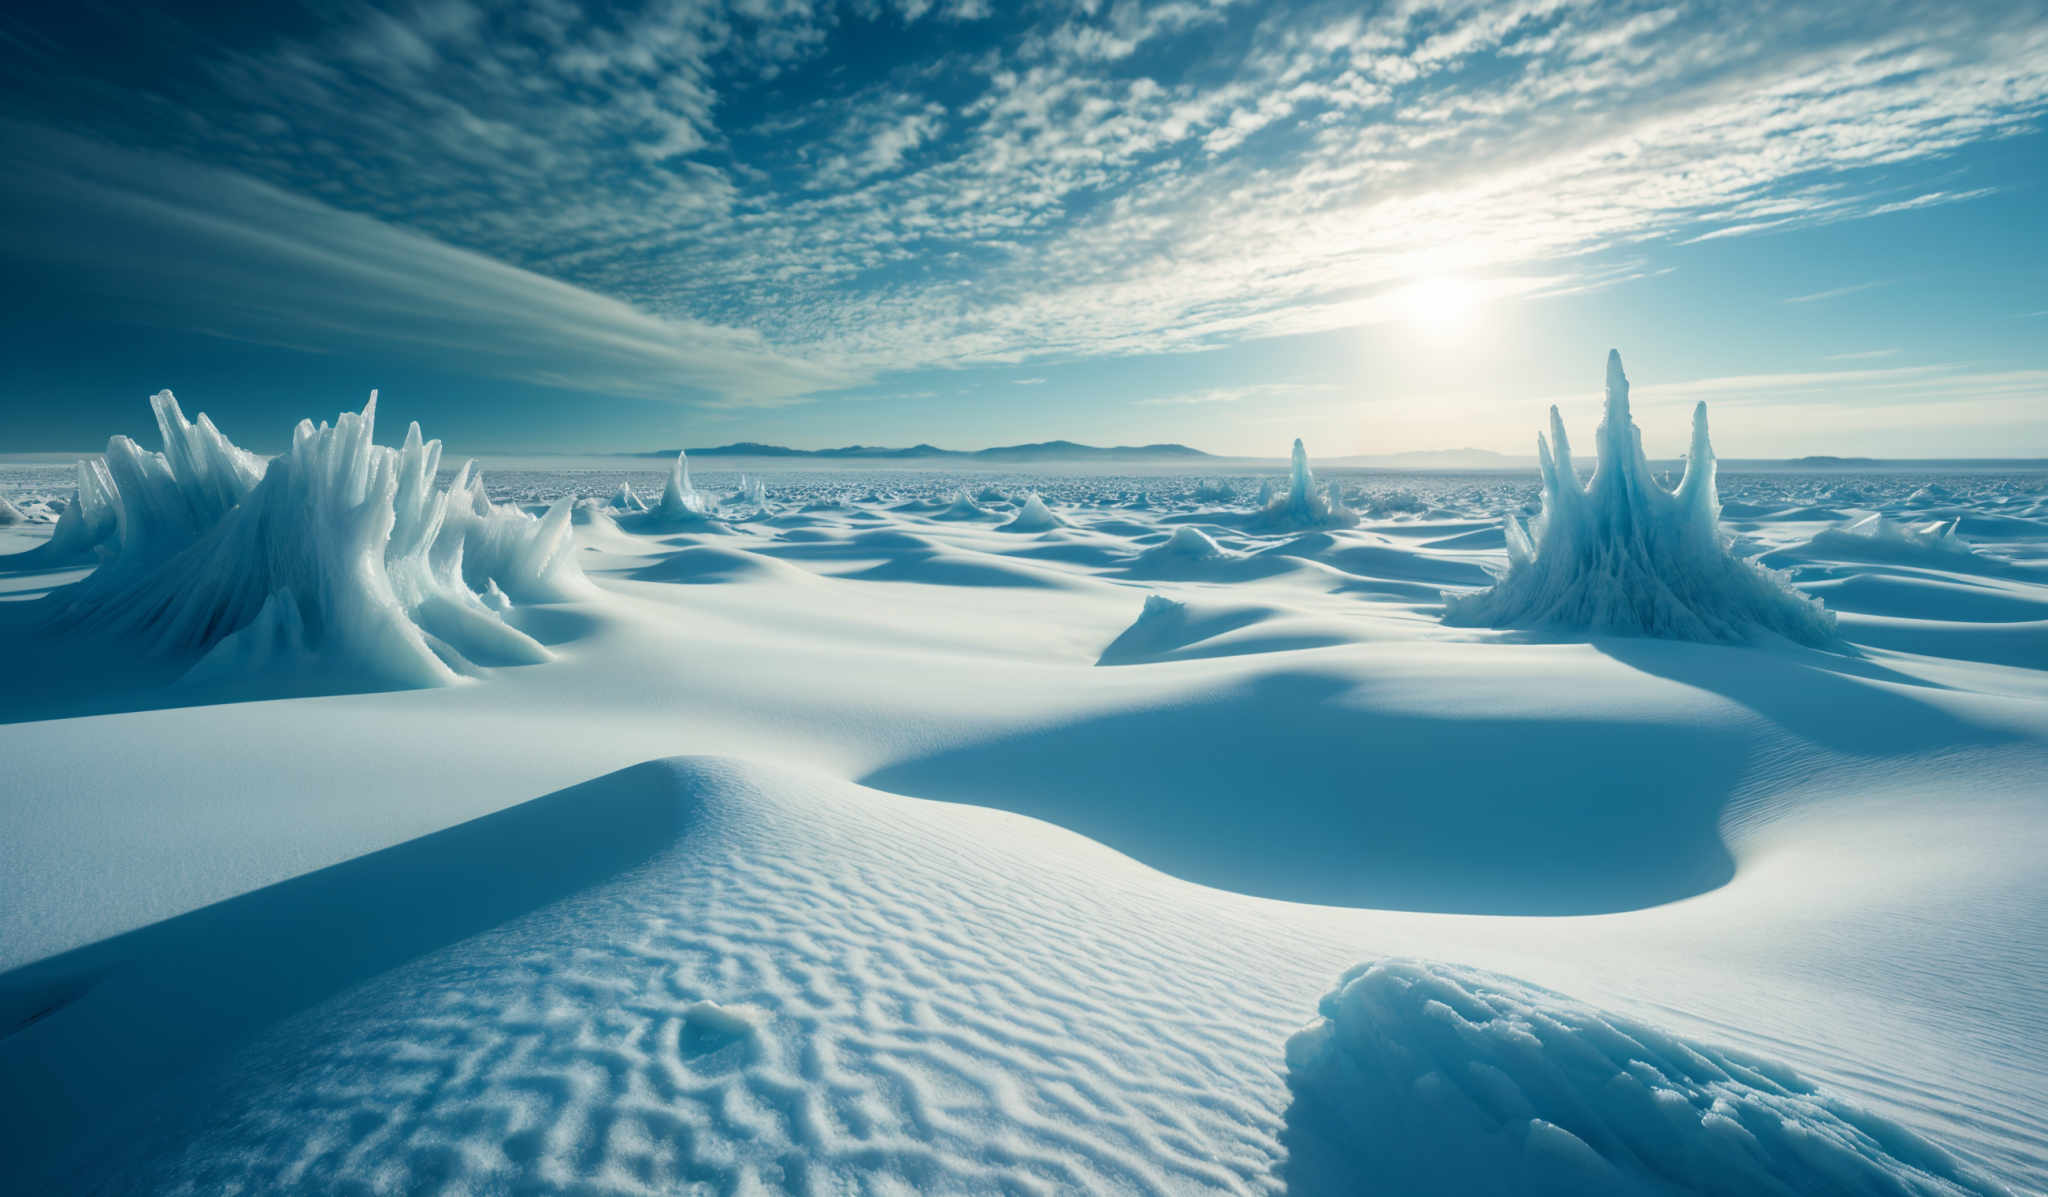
left=4, top=0, right=2046, bottom=397
left=1785, top=281, right=1887, bottom=304
left=1825, top=348, right=1901, bottom=360
left=1138, top=383, right=1304, bottom=407
left=0, top=123, right=853, bottom=404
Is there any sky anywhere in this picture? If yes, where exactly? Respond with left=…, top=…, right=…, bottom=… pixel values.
left=0, top=0, right=2043, bottom=459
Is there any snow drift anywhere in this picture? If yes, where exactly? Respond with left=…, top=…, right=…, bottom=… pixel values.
left=1284, top=959, right=2002, bottom=1197
left=44, top=391, right=584, bottom=689
left=1444, top=352, right=1836, bottom=646
left=1251, top=439, right=1357, bottom=530
left=934, top=489, right=994, bottom=520
left=1144, top=524, right=1229, bottom=562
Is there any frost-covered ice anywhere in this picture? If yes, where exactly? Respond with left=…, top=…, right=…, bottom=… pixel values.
left=1250, top=438, right=1358, bottom=530
left=608, top=480, right=649, bottom=512
left=27, top=391, right=580, bottom=688
left=1446, top=352, right=1837, bottom=646
left=657, top=450, right=707, bottom=521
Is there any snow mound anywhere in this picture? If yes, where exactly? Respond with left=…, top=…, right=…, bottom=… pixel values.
left=0, top=494, right=27, bottom=525
left=1284, top=959, right=2002, bottom=1197
left=1251, top=439, right=1357, bottom=530
left=1143, top=525, right=1230, bottom=562
left=1444, top=352, right=1836, bottom=646
left=45, top=391, right=581, bottom=689
left=934, top=489, right=993, bottom=520
left=999, top=491, right=1067, bottom=531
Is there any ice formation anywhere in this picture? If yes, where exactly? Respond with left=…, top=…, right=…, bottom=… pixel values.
left=658, top=451, right=708, bottom=521
left=1444, top=352, right=1836, bottom=646
left=44, top=391, right=584, bottom=688
left=1285, top=959, right=2000, bottom=1197
left=1251, top=439, right=1357, bottom=530
left=0, top=494, right=26, bottom=525
left=17, top=459, right=125, bottom=564
left=609, top=481, right=649, bottom=512
left=1193, top=478, right=1237, bottom=503
left=1834, top=514, right=1971, bottom=555
left=999, top=491, right=1066, bottom=532
left=726, top=475, right=768, bottom=513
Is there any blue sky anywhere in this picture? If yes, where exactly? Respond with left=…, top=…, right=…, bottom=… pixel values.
left=1, top=0, right=2043, bottom=457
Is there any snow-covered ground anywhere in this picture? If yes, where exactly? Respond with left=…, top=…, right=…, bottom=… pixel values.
left=2, top=435, right=2045, bottom=1193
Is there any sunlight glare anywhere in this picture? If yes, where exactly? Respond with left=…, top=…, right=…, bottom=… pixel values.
left=1398, top=275, right=1481, bottom=339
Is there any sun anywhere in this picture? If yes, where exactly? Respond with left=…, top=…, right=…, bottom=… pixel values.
left=1398, top=275, right=1481, bottom=339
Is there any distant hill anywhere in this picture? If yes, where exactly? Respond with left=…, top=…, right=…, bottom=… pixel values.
left=639, top=440, right=1213, bottom=463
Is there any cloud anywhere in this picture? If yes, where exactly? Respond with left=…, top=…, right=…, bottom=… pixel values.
left=1137, top=382, right=1334, bottom=406
left=1785, top=282, right=1887, bottom=304
left=6, top=0, right=2046, bottom=396
left=0, top=123, right=853, bottom=405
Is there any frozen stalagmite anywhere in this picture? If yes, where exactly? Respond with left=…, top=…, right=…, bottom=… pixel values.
left=658, top=450, right=708, bottom=521
left=1444, top=351, right=1835, bottom=645
left=1251, top=438, right=1357, bottom=530
left=44, top=391, right=586, bottom=688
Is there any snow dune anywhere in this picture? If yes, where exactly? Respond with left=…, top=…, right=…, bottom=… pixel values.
left=1, top=390, right=2045, bottom=1194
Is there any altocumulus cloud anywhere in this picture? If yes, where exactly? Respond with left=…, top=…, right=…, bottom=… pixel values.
left=2, top=0, right=2045, bottom=401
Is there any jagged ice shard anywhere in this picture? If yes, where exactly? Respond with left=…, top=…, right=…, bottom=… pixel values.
left=44, top=390, right=586, bottom=689
left=1444, top=351, right=1836, bottom=646
left=1251, top=438, right=1357, bottom=530
left=658, top=450, right=708, bottom=521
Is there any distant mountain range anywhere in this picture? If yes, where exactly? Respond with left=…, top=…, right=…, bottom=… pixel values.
left=640, top=440, right=1214, bottom=462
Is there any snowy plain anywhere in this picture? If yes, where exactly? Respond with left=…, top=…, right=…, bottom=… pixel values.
left=1, top=407, right=2046, bottom=1194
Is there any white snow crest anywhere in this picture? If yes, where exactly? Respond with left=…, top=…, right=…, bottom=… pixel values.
left=1444, top=351, right=1836, bottom=645
left=48, top=391, right=584, bottom=688
left=1284, top=959, right=2005, bottom=1197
